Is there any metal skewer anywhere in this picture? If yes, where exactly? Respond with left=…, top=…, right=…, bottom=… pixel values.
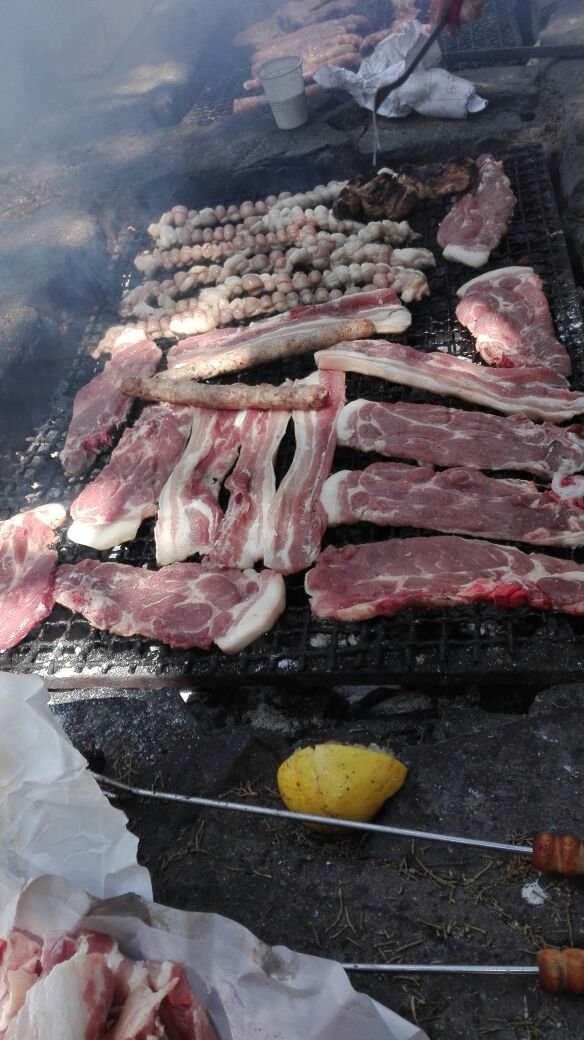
left=342, top=963, right=537, bottom=976
left=93, top=772, right=530, bottom=856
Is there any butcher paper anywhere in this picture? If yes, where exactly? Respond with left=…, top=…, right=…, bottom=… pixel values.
left=0, top=671, right=152, bottom=900
left=0, top=872, right=430, bottom=1040
left=314, top=20, right=487, bottom=120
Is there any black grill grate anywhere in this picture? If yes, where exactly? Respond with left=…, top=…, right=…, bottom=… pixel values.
left=2, top=143, right=584, bottom=687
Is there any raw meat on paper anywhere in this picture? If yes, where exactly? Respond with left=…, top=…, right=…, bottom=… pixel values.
left=322, top=462, right=584, bottom=548
left=166, top=289, right=411, bottom=370
left=306, top=535, right=584, bottom=621
left=315, top=339, right=584, bottom=423
left=336, top=400, right=584, bottom=483
left=208, top=409, right=290, bottom=569
left=68, top=405, right=193, bottom=551
left=60, top=331, right=162, bottom=476
left=456, top=266, right=571, bottom=376
left=55, top=560, right=285, bottom=653
left=264, top=371, right=346, bottom=574
left=436, top=154, right=515, bottom=268
left=155, top=409, right=247, bottom=566
left=0, top=504, right=66, bottom=652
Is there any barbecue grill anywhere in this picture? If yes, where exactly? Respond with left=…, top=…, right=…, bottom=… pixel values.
left=2, top=143, right=583, bottom=689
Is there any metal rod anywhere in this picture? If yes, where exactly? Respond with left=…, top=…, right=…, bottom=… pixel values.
left=93, top=773, right=532, bottom=857
left=342, top=963, right=538, bottom=975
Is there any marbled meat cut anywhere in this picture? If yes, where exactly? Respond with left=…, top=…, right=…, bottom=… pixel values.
left=316, top=340, right=584, bottom=423
left=68, top=404, right=193, bottom=551
left=305, top=535, right=584, bottom=621
left=322, top=462, right=584, bottom=548
left=208, top=409, right=290, bottom=569
left=167, top=289, right=411, bottom=362
left=0, top=504, right=66, bottom=652
left=264, top=371, right=346, bottom=573
left=336, top=400, right=584, bottom=483
left=456, top=267, right=571, bottom=376
left=55, top=560, right=285, bottom=653
left=3, top=928, right=217, bottom=1040
left=60, top=330, right=162, bottom=476
left=155, top=408, right=247, bottom=566
left=436, top=154, right=515, bottom=267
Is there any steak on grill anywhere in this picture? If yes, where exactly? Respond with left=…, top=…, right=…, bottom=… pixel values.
left=0, top=504, right=66, bottom=651
left=336, top=400, right=584, bottom=482
left=456, top=267, right=571, bottom=376
left=68, top=405, right=193, bottom=551
left=316, top=340, right=584, bottom=422
left=322, top=462, right=584, bottom=548
left=306, top=535, right=584, bottom=621
left=436, top=154, right=515, bottom=267
left=55, top=561, right=285, bottom=653
left=60, top=331, right=162, bottom=476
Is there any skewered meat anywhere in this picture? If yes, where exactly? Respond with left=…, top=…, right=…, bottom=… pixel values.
left=306, top=536, right=584, bottom=622
left=456, top=266, right=572, bottom=377
left=322, top=462, right=584, bottom=548
left=207, top=409, right=291, bottom=569
left=437, top=154, right=516, bottom=267
left=264, top=371, right=345, bottom=574
left=337, top=400, right=584, bottom=483
left=155, top=410, right=246, bottom=565
left=68, top=405, right=193, bottom=551
left=123, top=375, right=329, bottom=410
left=55, top=560, right=286, bottom=653
left=0, top=505, right=66, bottom=652
left=315, top=340, right=584, bottom=423
left=60, top=331, right=162, bottom=476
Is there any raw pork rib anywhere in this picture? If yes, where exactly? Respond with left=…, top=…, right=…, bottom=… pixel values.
left=264, top=371, right=346, bottom=573
left=322, top=462, right=584, bottom=548
left=55, top=560, right=285, bottom=653
left=436, top=154, right=515, bottom=267
left=208, top=409, right=290, bottom=569
left=456, top=267, right=571, bottom=376
left=155, top=409, right=247, bottom=566
left=306, top=535, right=584, bottom=621
left=60, top=331, right=162, bottom=475
left=167, top=289, right=411, bottom=362
left=0, top=929, right=42, bottom=1032
left=68, top=404, right=193, bottom=551
left=316, top=340, right=584, bottom=423
left=336, top=400, right=584, bottom=482
left=5, top=951, right=114, bottom=1040
left=0, top=504, right=66, bottom=651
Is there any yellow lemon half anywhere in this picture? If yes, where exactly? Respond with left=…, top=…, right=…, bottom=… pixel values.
left=277, top=742, right=407, bottom=828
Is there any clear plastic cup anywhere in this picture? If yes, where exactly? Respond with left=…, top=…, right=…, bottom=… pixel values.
left=257, top=55, right=308, bottom=130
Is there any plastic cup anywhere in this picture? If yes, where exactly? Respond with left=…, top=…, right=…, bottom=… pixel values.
left=257, top=55, right=308, bottom=130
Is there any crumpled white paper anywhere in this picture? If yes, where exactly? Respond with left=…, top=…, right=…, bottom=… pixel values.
left=0, top=873, right=430, bottom=1040
left=0, top=672, right=152, bottom=900
left=314, top=20, right=487, bottom=120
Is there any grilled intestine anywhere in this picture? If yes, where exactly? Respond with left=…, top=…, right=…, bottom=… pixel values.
left=123, top=180, right=430, bottom=335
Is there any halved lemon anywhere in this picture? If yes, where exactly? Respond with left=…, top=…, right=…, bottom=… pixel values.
left=277, top=742, right=407, bottom=828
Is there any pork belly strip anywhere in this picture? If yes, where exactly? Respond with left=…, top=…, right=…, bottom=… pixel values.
left=436, top=154, right=515, bottom=268
left=155, top=409, right=247, bottom=566
left=60, top=331, right=162, bottom=475
left=305, top=535, right=584, bottom=622
left=166, top=289, right=411, bottom=366
left=164, top=318, right=374, bottom=381
left=315, top=340, right=584, bottom=423
left=456, top=266, right=571, bottom=377
left=337, top=399, right=584, bottom=482
left=322, top=462, right=584, bottom=548
left=264, top=370, right=346, bottom=574
left=68, top=404, right=193, bottom=551
left=55, top=561, right=286, bottom=653
left=123, top=375, right=329, bottom=410
left=5, top=951, right=114, bottom=1040
left=0, top=504, right=66, bottom=651
left=207, top=409, right=290, bottom=569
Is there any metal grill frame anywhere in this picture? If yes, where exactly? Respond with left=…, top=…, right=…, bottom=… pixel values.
left=2, top=143, right=584, bottom=689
